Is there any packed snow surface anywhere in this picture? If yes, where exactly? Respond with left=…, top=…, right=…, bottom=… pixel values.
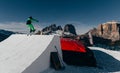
left=42, top=47, right=120, bottom=73
left=0, top=34, right=57, bottom=73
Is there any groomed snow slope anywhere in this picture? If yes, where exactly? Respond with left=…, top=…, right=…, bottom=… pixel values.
left=0, top=34, right=62, bottom=73
left=42, top=47, right=120, bottom=73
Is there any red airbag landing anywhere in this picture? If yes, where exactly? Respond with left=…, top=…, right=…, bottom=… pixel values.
left=60, top=38, right=86, bottom=53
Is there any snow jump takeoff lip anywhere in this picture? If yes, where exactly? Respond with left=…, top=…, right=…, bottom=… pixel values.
left=60, top=38, right=96, bottom=67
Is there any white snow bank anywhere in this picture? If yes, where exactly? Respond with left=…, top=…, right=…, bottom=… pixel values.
left=42, top=47, right=120, bottom=73
left=0, top=34, right=62, bottom=73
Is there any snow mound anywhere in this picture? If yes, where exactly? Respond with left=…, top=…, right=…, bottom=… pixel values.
left=0, top=34, right=62, bottom=73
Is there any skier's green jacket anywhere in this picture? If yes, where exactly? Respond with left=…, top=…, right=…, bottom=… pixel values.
left=26, top=16, right=39, bottom=33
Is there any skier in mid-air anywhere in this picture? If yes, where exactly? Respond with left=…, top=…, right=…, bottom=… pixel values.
left=26, top=16, right=39, bottom=34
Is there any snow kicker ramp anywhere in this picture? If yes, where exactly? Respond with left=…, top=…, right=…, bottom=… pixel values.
left=0, top=34, right=62, bottom=73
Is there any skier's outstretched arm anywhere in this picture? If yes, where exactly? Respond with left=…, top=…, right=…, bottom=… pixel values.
left=32, top=18, right=39, bottom=22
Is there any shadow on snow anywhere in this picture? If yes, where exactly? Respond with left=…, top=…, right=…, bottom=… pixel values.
left=93, top=50, right=120, bottom=73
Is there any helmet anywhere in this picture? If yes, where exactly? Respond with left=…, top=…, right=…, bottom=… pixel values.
left=29, top=16, right=32, bottom=19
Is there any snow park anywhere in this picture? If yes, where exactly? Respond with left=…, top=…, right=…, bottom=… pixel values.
left=0, top=22, right=120, bottom=73
left=1, top=1, right=120, bottom=73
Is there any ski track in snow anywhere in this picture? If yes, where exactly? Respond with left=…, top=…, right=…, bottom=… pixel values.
left=41, top=47, right=120, bottom=73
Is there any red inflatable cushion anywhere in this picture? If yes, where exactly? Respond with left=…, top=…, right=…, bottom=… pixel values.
left=60, top=38, right=86, bottom=53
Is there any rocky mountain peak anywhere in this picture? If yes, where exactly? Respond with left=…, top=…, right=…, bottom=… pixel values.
left=91, top=21, right=120, bottom=41
left=63, top=24, right=77, bottom=35
left=40, top=24, right=77, bottom=36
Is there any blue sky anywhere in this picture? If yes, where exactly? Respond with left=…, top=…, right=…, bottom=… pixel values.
left=0, top=0, right=120, bottom=34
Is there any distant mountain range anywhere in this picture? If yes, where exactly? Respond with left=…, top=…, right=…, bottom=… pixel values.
left=78, top=21, right=120, bottom=50
left=35, top=24, right=77, bottom=39
left=0, top=24, right=77, bottom=42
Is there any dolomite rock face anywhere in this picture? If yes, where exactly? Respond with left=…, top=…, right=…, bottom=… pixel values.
left=91, top=21, right=120, bottom=41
